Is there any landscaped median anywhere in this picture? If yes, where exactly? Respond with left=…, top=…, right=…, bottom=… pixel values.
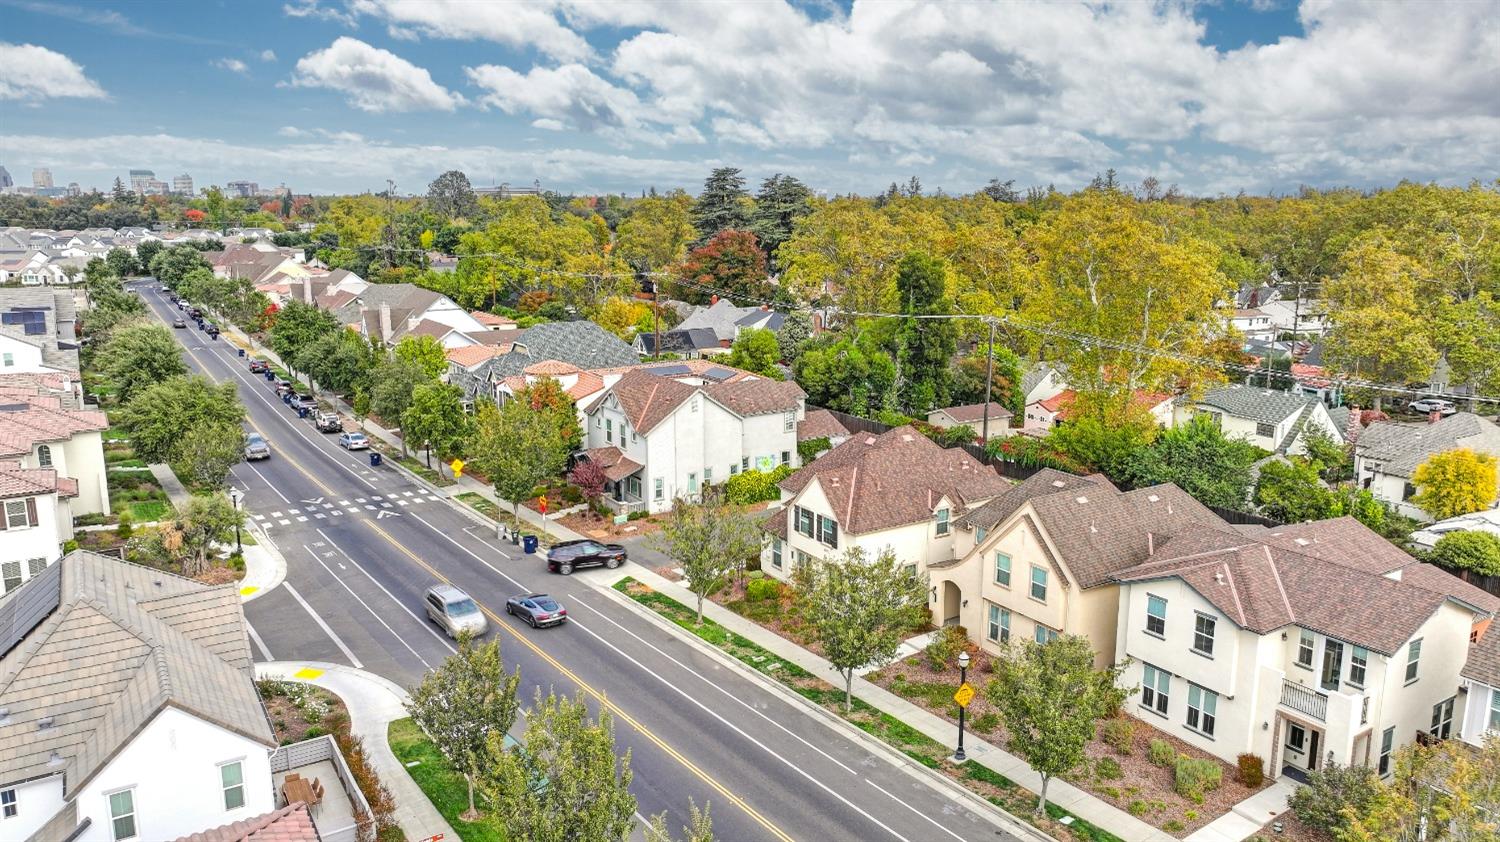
left=613, top=577, right=1122, bottom=842
left=387, top=718, right=506, bottom=842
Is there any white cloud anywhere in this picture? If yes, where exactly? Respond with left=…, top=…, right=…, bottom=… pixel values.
left=348, top=0, right=591, bottom=61
left=0, top=43, right=107, bottom=101
left=531, top=118, right=565, bottom=131
left=214, top=58, right=250, bottom=75
left=277, top=126, right=307, bottom=137
left=282, top=1, right=357, bottom=26
left=260, top=49, right=278, bottom=62
left=290, top=37, right=465, bottom=112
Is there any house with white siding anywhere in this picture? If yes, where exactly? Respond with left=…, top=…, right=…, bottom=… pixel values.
left=1354, top=412, right=1500, bottom=520
left=1174, top=384, right=1342, bottom=456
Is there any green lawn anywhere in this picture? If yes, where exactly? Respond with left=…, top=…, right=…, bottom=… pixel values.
left=120, top=500, right=171, bottom=522
left=387, top=718, right=506, bottom=842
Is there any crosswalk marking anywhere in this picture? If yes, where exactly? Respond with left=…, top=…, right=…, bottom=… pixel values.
left=355, top=498, right=367, bottom=504
left=364, top=504, right=376, bottom=510
left=339, top=500, right=350, bottom=506
left=314, top=512, right=326, bottom=519
left=396, top=499, right=408, bottom=506
left=253, top=514, right=265, bottom=521
left=278, top=519, right=291, bottom=525
left=287, top=508, right=300, bottom=515
left=380, top=502, right=391, bottom=508
left=271, top=511, right=282, bottom=518
left=332, top=510, right=344, bottom=516
left=425, top=495, right=440, bottom=502
left=347, top=508, right=359, bottom=514
left=372, top=495, right=383, bottom=501
left=296, top=516, right=308, bottom=522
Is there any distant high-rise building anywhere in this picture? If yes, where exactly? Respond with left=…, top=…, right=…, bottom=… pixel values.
left=128, top=169, right=156, bottom=194
left=226, top=180, right=259, bottom=198
left=172, top=173, right=194, bottom=196
left=66, top=183, right=81, bottom=197
left=0, top=165, right=12, bottom=189
left=32, top=168, right=53, bottom=189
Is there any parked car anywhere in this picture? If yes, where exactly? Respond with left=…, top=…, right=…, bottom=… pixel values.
left=546, top=539, right=627, bottom=575
left=172, top=317, right=186, bottom=329
left=289, top=393, right=315, bottom=412
left=175, top=299, right=184, bottom=310
left=244, top=432, right=271, bottom=461
left=314, top=411, right=342, bottom=433
left=506, top=593, right=567, bottom=628
left=273, top=378, right=293, bottom=396
left=424, top=584, right=488, bottom=638
left=1408, top=398, right=1458, bottom=416
left=186, top=306, right=202, bottom=319
left=204, top=323, right=220, bottom=338
left=248, top=358, right=269, bottom=374
left=338, top=431, right=369, bottom=450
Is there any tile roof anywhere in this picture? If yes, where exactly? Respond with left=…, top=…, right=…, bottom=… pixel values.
left=1464, top=625, right=1500, bottom=688
left=704, top=379, right=806, bottom=417
left=173, top=802, right=319, bottom=842
left=780, top=426, right=1009, bottom=535
left=798, top=409, right=850, bottom=442
left=0, top=551, right=272, bottom=795
left=933, top=402, right=1014, bottom=424
left=1193, top=384, right=1320, bottom=426
left=445, top=344, right=504, bottom=369
left=1037, top=389, right=1075, bottom=414
left=525, top=360, right=582, bottom=376
left=583, top=446, right=644, bottom=482
left=1355, top=412, right=1500, bottom=479
left=565, top=371, right=605, bottom=402
left=470, top=311, right=516, bottom=328
left=0, top=392, right=108, bottom=457
left=0, top=460, right=65, bottom=498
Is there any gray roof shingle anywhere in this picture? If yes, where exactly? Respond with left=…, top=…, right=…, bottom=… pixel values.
left=463, top=321, right=639, bottom=396
left=1355, top=412, right=1500, bottom=479
left=1193, top=384, right=1319, bottom=426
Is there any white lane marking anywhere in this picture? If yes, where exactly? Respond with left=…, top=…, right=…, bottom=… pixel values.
left=302, top=543, right=435, bottom=670
left=332, top=510, right=344, bottom=517
left=356, top=498, right=367, bottom=504
left=458, top=526, right=512, bottom=560
left=425, top=495, right=440, bottom=502
left=245, top=620, right=274, bottom=661
left=287, top=508, right=300, bottom=515
left=282, top=583, right=364, bottom=668
left=297, top=516, right=308, bottom=522
left=270, top=511, right=283, bottom=518
left=863, top=779, right=966, bottom=842
left=364, top=505, right=376, bottom=510
left=404, top=513, right=910, bottom=841
left=253, top=514, right=265, bottom=521
left=339, top=500, right=350, bottom=506
left=396, top=499, right=408, bottom=506
left=314, top=513, right=326, bottom=519
left=346, top=508, right=359, bottom=515
left=315, top=528, right=456, bottom=655
left=380, top=502, right=391, bottom=508
left=278, top=519, right=291, bottom=525
left=372, top=495, right=383, bottom=501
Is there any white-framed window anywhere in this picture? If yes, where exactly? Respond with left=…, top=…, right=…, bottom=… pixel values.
left=703, top=467, right=712, bottom=486
left=26, top=557, right=46, bottom=577
left=1286, top=723, right=1306, bottom=753
left=987, top=603, right=1010, bottom=644
left=220, top=760, right=245, bottom=810
left=109, top=788, right=137, bottom=840
left=605, top=418, right=613, bottom=443
left=1141, top=663, right=1170, bottom=715
left=994, top=552, right=1011, bottom=587
left=1034, top=624, right=1058, bottom=644
left=1489, top=688, right=1500, bottom=733
left=688, top=472, right=698, bottom=494
left=1146, top=594, right=1167, bottom=637
left=729, top=463, right=739, bottom=476
left=1193, top=613, right=1215, bottom=657
left=3, top=499, right=29, bottom=530
left=780, top=450, right=791, bottom=465
left=1029, top=565, right=1048, bottom=601
left=1296, top=630, right=1315, bottom=668
left=627, top=476, right=641, bottom=499
left=1, top=787, right=15, bottom=818
left=1405, top=638, right=1422, bottom=683
left=653, top=478, right=664, bottom=501
left=771, top=538, right=783, bottom=569
left=935, top=507, right=950, bottom=536
left=783, top=411, right=795, bottom=433
left=1186, top=684, right=1217, bottom=737
left=1349, top=646, right=1368, bottom=687
left=1255, top=422, right=1275, bottom=438
left=1430, top=697, right=1454, bottom=740
left=1378, top=727, right=1395, bottom=776
left=36, top=444, right=51, bottom=467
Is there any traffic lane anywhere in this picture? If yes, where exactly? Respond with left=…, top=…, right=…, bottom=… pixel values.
left=245, top=583, right=353, bottom=667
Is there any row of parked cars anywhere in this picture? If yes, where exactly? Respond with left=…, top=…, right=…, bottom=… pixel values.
left=243, top=358, right=370, bottom=454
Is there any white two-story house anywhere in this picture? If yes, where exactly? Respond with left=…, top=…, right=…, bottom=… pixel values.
left=1113, top=517, right=1497, bottom=780
left=1175, top=384, right=1343, bottom=456
left=0, top=461, right=76, bottom=595
left=583, top=369, right=807, bottom=513
left=0, top=391, right=110, bottom=517
left=1460, top=625, right=1500, bottom=749
left=761, top=426, right=1008, bottom=584
left=1354, top=412, right=1500, bottom=520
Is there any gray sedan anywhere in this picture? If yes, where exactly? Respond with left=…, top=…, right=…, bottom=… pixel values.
left=505, top=593, right=568, bottom=628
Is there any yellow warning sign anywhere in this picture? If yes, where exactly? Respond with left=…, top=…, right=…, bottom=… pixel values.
left=450, top=458, right=465, bottom=477
left=954, top=682, right=976, bottom=708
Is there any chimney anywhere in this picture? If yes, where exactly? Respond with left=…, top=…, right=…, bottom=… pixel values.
left=710, top=294, right=719, bottom=305
left=379, top=301, right=393, bottom=345
left=407, top=315, right=420, bottom=333
left=1344, top=405, right=1362, bottom=446
left=1429, top=410, right=1442, bottom=425
left=302, top=276, right=312, bottom=304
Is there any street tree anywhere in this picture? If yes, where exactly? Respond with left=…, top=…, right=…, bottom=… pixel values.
left=647, top=800, right=714, bottom=842
left=648, top=488, right=761, bottom=624
left=407, top=632, right=521, bottom=821
left=171, top=493, right=245, bottom=576
left=102, top=322, right=187, bottom=403
left=394, top=334, right=449, bottom=381
left=986, top=635, right=1128, bottom=817
left=797, top=546, right=928, bottom=712
left=724, top=328, right=783, bottom=379
left=369, top=358, right=426, bottom=445
left=478, top=689, right=637, bottom=842
left=269, top=300, right=339, bottom=383
left=402, top=382, right=472, bottom=468
left=426, top=170, right=478, bottom=221
left=172, top=422, right=244, bottom=492
left=119, top=376, right=245, bottom=464
left=134, top=239, right=163, bottom=271
left=690, top=167, right=750, bottom=244
left=298, top=330, right=376, bottom=396
left=149, top=243, right=212, bottom=288
left=1412, top=448, right=1499, bottom=520
left=1431, top=531, right=1500, bottom=577
left=750, top=173, right=812, bottom=265
left=105, top=247, right=138, bottom=278
left=468, top=396, right=572, bottom=531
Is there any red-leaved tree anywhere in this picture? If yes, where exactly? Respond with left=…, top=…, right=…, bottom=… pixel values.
left=671, top=229, right=769, bottom=305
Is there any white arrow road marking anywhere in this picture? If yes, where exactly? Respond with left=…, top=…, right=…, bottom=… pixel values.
left=302, top=497, right=324, bottom=505
left=375, top=509, right=401, bottom=519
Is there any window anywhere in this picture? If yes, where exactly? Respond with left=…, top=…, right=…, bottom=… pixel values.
left=1146, top=595, right=1167, bottom=637
left=935, top=507, right=950, bottom=536
left=771, top=538, right=783, bottom=569
left=36, top=444, right=51, bottom=467
left=109, top=789, right=136, bottom=840
left=1405, top=639, right=1422, bottom=683
left=1029, top=565, right=1048, bottom=601
left=816, top=514, right=839, bottom=548
left=605, top=418, right=613, bottom=443
left=1349, top=646, right=1368, bottom=688
left=795, top=506, right=814, bottom=538
left=653, top=478, right=664, bottom=501
left=1186, top=684, right=1217, bottom=737
left=1361, top=695, right=1370, bottom=726
left=1193, top=613, right=1216, bottom=656
left=742, top=457, right=749, bottom=472
left=3, top=499, right=29, bottom=530
left=1141, top=664, right=1170, bottom=715
left=1430, top=697, right=1455, bottom=740
left=1, top=787, right=14, bottom=818
left=783, top=411, right=795, bottom=433
left=1, top=352, right=11, bottom=367
left=1, top=562, right=19, bottom=593
left=1489, top=688, right=1500, bottom=733
left=220, top=760, right=245, bottom=810
left=1034, top=624, right=1058, bottom=644
left=703, top=467, right=712, bottom=486
left=1286, top=723, right=1306, bottom=753
left=627, top=476, right=641, bottom=499
left=1378, top=727, right=1395, bottom=776
left=729, top=463, right=739, bottom=476
left=688, top=472, right=698, bottom=494
left=780, top=450, right=791, bottom=465
left=986, top=603, right=1011, bottom=644
left=976, top=527, right=988, bottom=544
left=1296, top=630, right=1315, bottom=668
left=1255, top=422, right=1276, bottom=438
left=26, top=558, right=45, bottom=577
left=690, top=396, right=699, bottom=412
left=1321, top=639, right=1344, bottom=691
left=994, top=553, right=1011, bottom=587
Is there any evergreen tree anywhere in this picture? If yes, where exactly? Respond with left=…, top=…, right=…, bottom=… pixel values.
left=690, top=167, right=749, bottom=244
left=749, top=174, right=812, bottom=265
left=893, top=251, right=955, bottom=414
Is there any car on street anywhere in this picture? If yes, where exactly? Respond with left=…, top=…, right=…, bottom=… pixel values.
left=248, top=359, right=269, bottom=374
left=506, top=593, right=567, bottom=628
left=172, top=317, right=186, bottom=328
left=273, top=378, right=293, bottom=396
left=314, top=411, right=342, bottom=433
left=204, top=323, right=220, bottom=338
left=338, top=431, right=369, bottom=450
left=187, top=306, right=202, bottom=318
left=244, top=432, right=271, bottom=461
left=546, top=539, right=627, bottom=575
left=424, top=584, right=488, bottom=638
left=175, top=300, right=184, bottom=310
left=1409, top=398, right=1458, bottom=416
left=289, top=393, right=315, bottom=412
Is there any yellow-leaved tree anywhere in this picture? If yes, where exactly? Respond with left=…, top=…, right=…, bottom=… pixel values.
left=1411, top=448, right=1498, bottom=520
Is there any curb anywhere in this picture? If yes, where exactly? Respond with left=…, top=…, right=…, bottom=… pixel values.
left=591, top=572, right=1055, bottom=842
left=238, top=518, right=287, bottom=603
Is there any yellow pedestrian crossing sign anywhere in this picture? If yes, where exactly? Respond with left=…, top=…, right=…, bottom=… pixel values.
left=954, top=682, right=976, bottom=708
left=450, top=458, right=464, bottom=477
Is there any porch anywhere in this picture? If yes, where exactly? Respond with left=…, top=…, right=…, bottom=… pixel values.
left=269, top=735, right=371, bottom=842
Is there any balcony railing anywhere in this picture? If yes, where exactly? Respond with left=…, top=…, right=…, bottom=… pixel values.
left=1280, top=679, right=1328, bottom=721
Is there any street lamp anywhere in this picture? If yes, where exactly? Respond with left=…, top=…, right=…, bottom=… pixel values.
left=955, top=650, right=970, bottom=762
left=228, top=487, right=244, bottom=555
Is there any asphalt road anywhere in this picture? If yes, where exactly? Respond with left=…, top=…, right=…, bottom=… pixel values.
left=133, top=281, right=1029, bottom=842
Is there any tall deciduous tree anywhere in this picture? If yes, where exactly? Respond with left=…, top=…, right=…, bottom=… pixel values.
left=1324, top=234, right=1438, bottom=407
left=1437, top=292, right=1500, bottom=403
left=671, top=230, right=768, bottom=305
left=102, top=322, right=187, bottom=403
left=779, top=198, right=904, bottom=311
left=149, top=243, right=212, bottom=288
left=1412, top=448, right=1498, bottom=520
left=478, top=690, right=637, bottom=842
left=792, top=335, right=897, bottom=417
left=617, top=193, right=695, bottom=271
left=407, top=632, right=521, bottom=821
left=750, top=173, right=812, bottom=265
left=394, top=334, right=449, bottom=381
left=402, top=382, right=472, bottom=468
left=1339, top=736, right=1500, bottom=841
left=468, top=393, right=573, bottom=529
left=171, top=493, right=245, bottom=576
left=426, top=170, right=478, bottom=221
left=798, top=547, right=927, bottom=712
left=648, top=488, right=761, bottom=624
left=1122, top=414, right=1262, bottom=509
left=104, top=247, right=138, bottom=278
left=893, top=251, right=956, bottom=414
left=647, top=800, right=714, bottom=842
left=119, top=376, right=244, bottom=464
left=269, top=300, right=339, bottom=383
left=690, top=167, right=750, bottom=244
left=172, top=422, right=244, bottom=491
left=369, top=359, right=426, bottom=448
left=986, top=635, right=1128, bottom=816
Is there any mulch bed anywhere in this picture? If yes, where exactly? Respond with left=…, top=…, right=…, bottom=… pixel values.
left=1254, top=811, right=1330, bottom=842
left=257, top=679, right=351, bottom=745
left=709, top=579, right=828, bottom=653
left=870, top=650, right=1268, bottom=836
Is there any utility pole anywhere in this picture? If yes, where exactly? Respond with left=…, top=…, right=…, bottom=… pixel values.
left=982, top=318, right=996, bottom=442
left=383, top=178, right=397, bottom=270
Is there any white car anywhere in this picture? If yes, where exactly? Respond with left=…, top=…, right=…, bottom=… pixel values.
left=338, top=431, right=369, bottom=450
left=424, top=584, right=488, bottom=638
left=1408, top=398, right=1458, bottom=416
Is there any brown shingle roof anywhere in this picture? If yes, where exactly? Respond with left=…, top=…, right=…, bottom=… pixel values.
left=1464, top=626, right=1500, bottom=687
left=583, top=446, right=643, bottom=482
left=173, top=802, right=320, bottom=842
left=956, top=468, right=1105, bottom=531
left=780, top=426, right=1009, bottom=535
left=605, top=370, right=699, bottom=434
left=798, top=409, right=850, bottom=442
left=704, top=379, right=805, bottom=417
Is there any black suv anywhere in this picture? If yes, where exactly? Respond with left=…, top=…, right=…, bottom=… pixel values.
left=546, top=540, right=627, bottom=575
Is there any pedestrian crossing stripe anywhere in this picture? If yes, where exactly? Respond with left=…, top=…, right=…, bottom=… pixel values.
left=253, top=514, right=265, bottom=521
left=332, top=510, right=343, bottom=516
left=271, top=511, right=282, bottom=517
left=355, top=498, right=367, bottom=503
left=339, top=500, right=350, bottom=506
left=314, top=513, right=326, bottom=519
left=296, top=516, right=307, bottom=522
left=347, top=508, right=359, bottom=514
left=278, top=519, right=291, bottom=525
left=287, top=508, right=299, bottom=515
left=372, top=495, right=383, bottom=500
left=396, top=499, right=408, bottom=506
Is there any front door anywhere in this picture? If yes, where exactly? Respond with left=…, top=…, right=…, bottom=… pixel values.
left=941, top=581, right=961, bottom=627
left=1308, top=730, right=1320, bottom=771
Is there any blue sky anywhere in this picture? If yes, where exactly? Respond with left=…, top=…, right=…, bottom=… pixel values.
left=1, top=0, right=1496, bottom=198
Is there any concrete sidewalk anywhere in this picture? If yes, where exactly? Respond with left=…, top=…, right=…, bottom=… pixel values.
left=1185, top=779, right=1294, bottom=842
left=256, top=661, right=456, bottom=842
left=149, top=463, right=285, bottom=601
left=621, top=563, right=1180, bottom=842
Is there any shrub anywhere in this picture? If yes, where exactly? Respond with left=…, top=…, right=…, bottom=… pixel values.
left=74, top=512, right=108, bottom=527
left=1101, top=717, right=1136, bottom=755
left=115, top=511, right=134, bottom=538
left=1127, top=800, right=1148, bottom=817
left=1095, top=756, right=1123, bottom=780
left=746, top=570, right=765, bottom=580
left=971, top=711, right=1000, bottom=734
left=1237, top=753, right=1265, bottom=787
left=1289, top=762, right=1382, bottom=835
left=924, top=626, right=965, bottom=671
left=797, top=436, right=831, bottom=465
left=723, top=464, right=795, bottom=505
left=1099, top=786, right=1121, bottom=799
left=1164, top=820, right=1185, bottom=833
left=1174, top=756, right=1223, bottom=801
left=62, top=539, right=79, bottom=553
left=627, top=510, right=648, bottom=521
left=745, top=578, right=781, bottom=602
left=1148, top=738, right=1176, bottom=767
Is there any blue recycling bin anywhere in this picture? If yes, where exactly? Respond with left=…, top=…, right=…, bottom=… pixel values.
left=264, top=370, right=274, bottom=380
left=282, top=392, right=291, bottom=404
left=297, top=406, right=308, bottom=418
left=523, top=535, right=539, bottom=554
left=369, top=451, right=382, bottom=467
left=238, top=348, right=245, bottom=357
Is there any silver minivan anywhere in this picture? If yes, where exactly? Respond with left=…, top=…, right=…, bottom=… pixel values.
left=423, top=584, right=488, bottom=638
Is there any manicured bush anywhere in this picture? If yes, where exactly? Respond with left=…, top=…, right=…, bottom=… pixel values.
left=745, top=578, right=781, bottom=602
left=924, top=625, right=965, bottom=671
left=1289, top=762, right=1382, bottom=835
left=1237, top=752, right=1265, bottom=787
left=1100, top=716, right=1136, bottom=755
left=1095, top=756, right=1123, bottom=780
left=723, top=464, right=795, bottom=505
left=1174, top=756, right=1223, bottom=802
left=1148, top=738, right=1177, bottom=767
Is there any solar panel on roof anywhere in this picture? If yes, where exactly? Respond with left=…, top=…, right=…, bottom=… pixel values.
left=649, top=364, right=691, bottom=376
left=702, top=367, right=736, bottom=381
left=0, top=560, right=63, bottom=659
